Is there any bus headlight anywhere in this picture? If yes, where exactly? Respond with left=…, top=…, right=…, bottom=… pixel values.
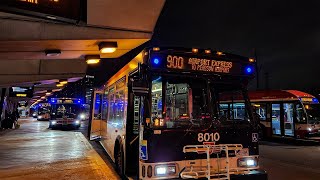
left=237, top=157, right=258, bottom=167
left=38, top=115, right=42, bottom=119
left=155, top=165, right=176, bottom=176
left=51, top=121, right=57, bottom=125
left=79, top=113, right=85, bottom=120
left=308, top=127, right=312, bottom=132
left=75, top=120, right=80, bottom=124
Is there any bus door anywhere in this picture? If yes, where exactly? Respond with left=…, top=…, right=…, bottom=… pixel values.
left=271, top=103, right=281, bottom=135
left=283, top=102, right=295, bottom=136
left=90, top=91, right=103, bottom=140
left=126, top=76, right=148, bottom=174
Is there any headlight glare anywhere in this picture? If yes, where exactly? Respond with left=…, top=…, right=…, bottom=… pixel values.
left=80, top=114, right=85, bottom=120
left=237, top=157, right=258, bottom=167
left=155, top=164, right=176, bottom=176
left=75, top=120, right=80, bottom=124
left=51, top=121, right=57, bottom=125
left=156, top=166, right=166, bottom=175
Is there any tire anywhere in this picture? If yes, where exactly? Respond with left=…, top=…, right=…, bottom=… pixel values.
left=115, top=144, right=125, bottom=179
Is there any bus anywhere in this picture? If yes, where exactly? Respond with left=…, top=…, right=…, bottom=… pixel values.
left=89, top=47, right=267, bottom=180
left=245, top=90, right=320, bottom=140
left=36, top=102, right=51, bottom=120
left=48, top=98, right=85, bottom=129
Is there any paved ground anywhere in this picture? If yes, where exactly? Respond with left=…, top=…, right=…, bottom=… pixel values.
left=259, top=142, right=320, bottom=180
left=0, top=118, right=119, bottom=180
left=2, top=118, right=320, bottom=180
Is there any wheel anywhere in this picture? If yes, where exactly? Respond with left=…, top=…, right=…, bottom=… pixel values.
left=115, top=144, right=125, bottom=179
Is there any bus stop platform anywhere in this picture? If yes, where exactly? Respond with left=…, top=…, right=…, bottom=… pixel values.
left=0, top=118, right=119, bottom=180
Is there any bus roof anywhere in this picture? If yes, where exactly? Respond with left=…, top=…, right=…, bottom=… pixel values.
left=248, top=90, right=316, bottom=102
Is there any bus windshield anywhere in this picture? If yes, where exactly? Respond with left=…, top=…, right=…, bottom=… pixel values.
left=51, top=104, right=81, bottom=118
left=151, top=76, right=212, bottom=129
left=216, top=89, right=248, bottom=121
left=305, top=104, right=320, bottom=124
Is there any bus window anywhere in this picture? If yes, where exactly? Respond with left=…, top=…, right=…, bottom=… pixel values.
left=151, top=76, right=163, bottom=119
left=94, top=94, right=102, bottom=119
left=296, top=103, right=306, bottom=123
left=272, top=103, right=281, bottom=135
left=252, top=103, right=267, bottom=121
left=101, top=90, right=108, bottom=120
left=284, top=103, right=294, bottom=136
left=304, top=103, right=320, bottom=124
left=150, top=76, right=208, bottom=129
left=217, top=90, right=248, bottom=121
left=219, top=104, right=230, bottom=119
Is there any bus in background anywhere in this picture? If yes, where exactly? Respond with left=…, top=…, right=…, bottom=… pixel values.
left=49, top=98, right=85, bottom=129
left=89, top=47, right=267, bottom=180
left=36, top=103, right=51, bottom=121
left=247, top=90, right=320, bottom=140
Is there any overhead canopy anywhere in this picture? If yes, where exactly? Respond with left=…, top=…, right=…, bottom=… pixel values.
left=0, top=0, right=166, bottom=100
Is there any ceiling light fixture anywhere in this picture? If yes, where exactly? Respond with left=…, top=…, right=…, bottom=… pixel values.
left=59, top=79, right=68, bottom=85
left=45, top=49, right=61, bottom=57
left=56, top=83, right=64, bottom=87
left=85, top=55, right=101, bottom=64
left=98, top=42, right=118, bottom=53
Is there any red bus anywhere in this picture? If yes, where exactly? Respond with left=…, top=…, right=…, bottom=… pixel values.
left=221, top=90, right=320, bottom=140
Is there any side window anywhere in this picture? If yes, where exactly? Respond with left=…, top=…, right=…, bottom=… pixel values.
left=252, top=103, right=267, bottom=121
left=296, top=103, right=306, bottom=123
left=102, top=90, right=108, bottom=120
left=94, top=94, right=102, bottom=119
left=108, top=88, right=115, bottom=122
left=115, top=90, right=125, bottom=122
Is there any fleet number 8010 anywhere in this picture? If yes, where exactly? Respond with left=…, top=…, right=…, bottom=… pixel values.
left=198, top=132, right=220, bottom=142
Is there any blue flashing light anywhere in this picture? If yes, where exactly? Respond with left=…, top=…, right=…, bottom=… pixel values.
left=245, top=66, right=254, bottom=75
left=153, top=58, right=160, bottom=65
left=312, top=98, right=319, bottom=103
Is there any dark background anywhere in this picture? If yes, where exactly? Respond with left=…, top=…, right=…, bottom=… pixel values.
left=152, top=0, right=320, bottom=94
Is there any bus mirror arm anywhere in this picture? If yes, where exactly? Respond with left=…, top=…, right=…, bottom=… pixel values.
left=130, top=135, right=139, bottom=146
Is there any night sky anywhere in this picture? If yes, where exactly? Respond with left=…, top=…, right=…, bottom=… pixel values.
left=152, top=0, right=320, bottom=92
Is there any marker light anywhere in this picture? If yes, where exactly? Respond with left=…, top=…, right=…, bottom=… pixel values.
left=217, top=51, right=224, bottom=55
left=153, top=58, right=160, bottom=65
left=192, top=48, right=198, bottom=53
left=153, top=47, right=160, bottom=51
left=249, top=58, right=255, bottom=63
left=205, top=49, right=211, bottom=54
